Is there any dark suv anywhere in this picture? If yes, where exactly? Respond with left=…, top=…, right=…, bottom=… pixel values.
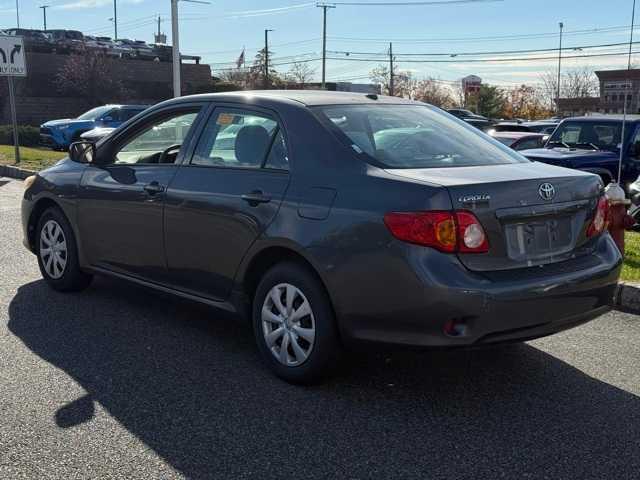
left=21, top=91, right=621, bottom=383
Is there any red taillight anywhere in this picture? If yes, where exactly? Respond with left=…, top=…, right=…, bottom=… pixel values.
left=384, top=210, right=489, bottom=253
left=587, top=196, right=609, bottom=237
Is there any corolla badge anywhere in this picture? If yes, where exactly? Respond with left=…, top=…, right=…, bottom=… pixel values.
left=538, top=182, right=556, bottom=201
left=458, top=194, right=491, bottom=204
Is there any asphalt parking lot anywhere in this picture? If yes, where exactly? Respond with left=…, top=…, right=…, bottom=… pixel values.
left=1, top=176, right=640, bottom=479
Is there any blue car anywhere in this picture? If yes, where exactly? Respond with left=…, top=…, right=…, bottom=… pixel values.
left=521, top=115, right=640, bottom=189
left=40, top=104, right=148, bottom=150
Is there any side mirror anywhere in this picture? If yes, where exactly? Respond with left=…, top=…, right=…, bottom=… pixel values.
left=69, top=141, right=96, bottom=164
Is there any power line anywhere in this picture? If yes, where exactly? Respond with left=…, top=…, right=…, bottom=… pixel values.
left=325, top=49, right=640, bottom=63
left=327, top=24, right=640, bottom=44
left=327, top=40, right=640, bottom=58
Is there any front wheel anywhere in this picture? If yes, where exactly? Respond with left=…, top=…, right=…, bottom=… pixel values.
left=252, top=262, right=341, bottom=384
left=36, top=207, right=93, bottom=292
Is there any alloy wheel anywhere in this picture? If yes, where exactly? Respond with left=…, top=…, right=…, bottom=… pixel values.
left=261, top=283, right=316, bottom=367
left=39, top=219, right=67, bottom=279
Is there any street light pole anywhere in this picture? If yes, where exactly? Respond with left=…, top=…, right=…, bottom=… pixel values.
left=171, top=0, right=181, bottom=97
left=317, top=3, right=335, bottom=90
left=556, top=21, right=563, bottom=114
left=264, top=29, right=273, bottom=89
left=39, top=5, right=49, bottom=31
left=389, top=42, right=394, bottom=96
left=113, top=0, right=118, bottom=39
left=15, top=0, right=20, bottom=28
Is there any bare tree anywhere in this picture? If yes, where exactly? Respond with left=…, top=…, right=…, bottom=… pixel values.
left=56, top=50, right=131, bottom=104
left=413, top=77, right=455, bottom=108
left=540, top=67, right=599, bottom=108
left=286, top=62, right=316, bottom=85
left=218, top=68, right=250, bottom=87
left=369, top=64, right=415, bottom=97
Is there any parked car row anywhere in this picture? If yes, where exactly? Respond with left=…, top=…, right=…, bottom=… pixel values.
left=0, top=28, right=175, bottom=61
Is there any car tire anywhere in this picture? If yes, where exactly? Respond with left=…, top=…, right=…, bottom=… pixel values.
left=36, top=207, right=93, bottom=292
left=252, top=262, right=341, bottom=384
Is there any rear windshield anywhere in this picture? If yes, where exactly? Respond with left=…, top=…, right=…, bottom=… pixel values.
left=316, top=104, right=527, bottom=169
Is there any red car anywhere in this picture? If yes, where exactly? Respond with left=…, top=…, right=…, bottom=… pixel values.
left=489, top=131, right=547, bottom=151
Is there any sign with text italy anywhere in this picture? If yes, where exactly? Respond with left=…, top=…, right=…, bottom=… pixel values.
left=0, top=35, right=27, bottom=77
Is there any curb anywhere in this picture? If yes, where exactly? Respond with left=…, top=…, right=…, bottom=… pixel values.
left=0, top=165, right=37, bottom=180
left=616, top=282, right=640, bottom=314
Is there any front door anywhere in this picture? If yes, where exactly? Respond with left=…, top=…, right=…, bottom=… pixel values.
left=77, top=107, right=203, bottom=281
left=164, top=106, right=291, bottom=300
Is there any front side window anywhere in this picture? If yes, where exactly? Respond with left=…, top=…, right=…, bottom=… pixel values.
left=316, top=104, right=527, bottom=169
left=191, top=110, right=284, bottom=169
left=548, top=121, right=622, bottom=151
left=114, top=111, right=199, bottom=164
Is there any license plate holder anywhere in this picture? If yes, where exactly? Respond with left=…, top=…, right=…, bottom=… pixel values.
left=504, top=216, right=574, bottom=261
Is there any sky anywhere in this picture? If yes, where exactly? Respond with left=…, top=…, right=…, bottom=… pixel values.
left=1, top=0, right=640, bottom=87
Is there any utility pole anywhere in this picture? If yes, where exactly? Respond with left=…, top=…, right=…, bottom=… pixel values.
left=389, top=42, right=394, bottom=96
left=171, top=0, right=181, bottom=97
left=264, top=29, right=273, bottom=89
left=556, top=21, right=563, bottom=114
left=317, top=3, right=335, bottom=90
left=39, top=5, right=49, bottom=31
left=113, top=0, right=118, bottom=39
left=15, top=0, right=19, bottom=28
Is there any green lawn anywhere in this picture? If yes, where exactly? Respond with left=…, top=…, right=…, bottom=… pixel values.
left=0, top=145, right=66, bottom=172
left=622, top=231, right=640, bottom=282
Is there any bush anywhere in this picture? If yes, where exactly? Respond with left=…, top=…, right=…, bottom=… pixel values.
left=0, top=125, right=41, bottom=147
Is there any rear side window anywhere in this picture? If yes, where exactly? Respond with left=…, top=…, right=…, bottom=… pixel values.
left=316, top=104, right=527, bottom=169
left=191, top=109, right=287, bottom=169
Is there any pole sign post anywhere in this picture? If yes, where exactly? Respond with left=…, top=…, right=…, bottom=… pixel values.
left=0, top=35, right=27, bottom=164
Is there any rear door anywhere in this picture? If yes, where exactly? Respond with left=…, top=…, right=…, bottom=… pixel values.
left=163, top=105, right=291, bottom=300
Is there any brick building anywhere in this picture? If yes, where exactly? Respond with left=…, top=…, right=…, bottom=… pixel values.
left=556, top=68, right=640, bottom=117
left=0, top=51, right=214, bottom=126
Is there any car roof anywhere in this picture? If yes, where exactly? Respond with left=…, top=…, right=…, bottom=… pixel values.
left=491, top=131, right=545, bottom=139
left=523, top=120, right=558, bottom=125
left=106, top=104, right=149, bottom=109
left=562, top=114, right=640, bottom=122
left=165, top=90, right=417, bottom=107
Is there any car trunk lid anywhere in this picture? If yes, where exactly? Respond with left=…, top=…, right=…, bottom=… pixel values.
left=385, top=162, right=603, bottom=271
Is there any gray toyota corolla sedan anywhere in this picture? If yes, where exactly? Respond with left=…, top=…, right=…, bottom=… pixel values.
left=21, top=91, right=621, bottom=383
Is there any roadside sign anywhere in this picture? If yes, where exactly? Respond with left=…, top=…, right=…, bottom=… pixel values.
left=0, top=35, right=27, bottom=77
left=0, top=35, right=27, bottom=164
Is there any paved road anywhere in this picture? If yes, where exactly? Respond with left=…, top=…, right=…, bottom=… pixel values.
left=1, top=177, right=639, bottom=479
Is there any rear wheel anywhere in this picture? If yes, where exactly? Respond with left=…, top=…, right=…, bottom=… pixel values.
left=36, top=207, right=93, bottom=292
left=252, top=262, right=340, bottom=384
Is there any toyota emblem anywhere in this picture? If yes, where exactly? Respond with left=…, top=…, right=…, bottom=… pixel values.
left=538, top=183, right=556, bottom=201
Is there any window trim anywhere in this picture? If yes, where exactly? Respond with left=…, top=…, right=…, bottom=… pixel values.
left=187, top=105, right=290, bottom=173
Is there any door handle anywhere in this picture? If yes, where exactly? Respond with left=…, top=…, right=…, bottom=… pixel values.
left=241, top=190, right=271, bottom=205
left=143, top=181, right=165, bottom=195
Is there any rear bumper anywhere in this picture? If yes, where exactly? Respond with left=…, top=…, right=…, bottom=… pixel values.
left=336, top=233, right=621, bottom=348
